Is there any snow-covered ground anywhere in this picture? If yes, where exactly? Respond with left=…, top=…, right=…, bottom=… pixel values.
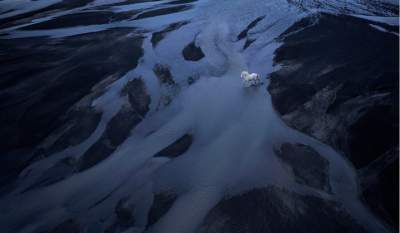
left=0, top=0, right=398, bottom=233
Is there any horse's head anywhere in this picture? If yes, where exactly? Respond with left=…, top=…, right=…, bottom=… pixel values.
left=241, top=71, right=249, bottom=79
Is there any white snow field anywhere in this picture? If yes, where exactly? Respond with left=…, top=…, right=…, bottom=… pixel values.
left=0, top=0, right=397, bottom=233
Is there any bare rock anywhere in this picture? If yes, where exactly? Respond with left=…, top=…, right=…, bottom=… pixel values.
left=199, top=187, right=367, bottom=233
left=274, top=143, right=331, bottom=192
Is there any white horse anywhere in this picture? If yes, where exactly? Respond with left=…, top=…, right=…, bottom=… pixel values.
left=241, top=71, right=261, bottom=87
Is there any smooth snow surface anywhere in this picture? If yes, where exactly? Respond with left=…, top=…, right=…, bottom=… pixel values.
left=0, top=0, right=396, bottom=233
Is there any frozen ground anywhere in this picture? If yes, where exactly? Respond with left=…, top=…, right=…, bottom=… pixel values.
left=0, top=0, right=398, bottom=233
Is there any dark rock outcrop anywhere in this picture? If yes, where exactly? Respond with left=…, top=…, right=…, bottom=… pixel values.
left=0, top=0, right=94, bottom=28
left=0, top=28, right=144, bottom=187
left=359, top=148, right=399, bottom=229
left=287, top=0, right=399, bottom=16
left=78, top=78, right=150, bottom=171
left=153, top=64, right=180, bottom=107
left=199, top=187, right=367, bottom=233
left=105, top=198, right=136, bottom=233
left=78, top=104, right=141, bottom=171
left=146, top=192, right=177, bottom=228
left=187, top=74, right=200, bottom=85
left=165, top=0, right=198, bottom=5
left=36, top=219, right=80, bottom=233
left=122, top=78, right=152, bottom=116
left=268, top=13, right=399, bottom=228
left=21, top=157, right=77, bottom=193
left=151, top=21, right=188, bottom=48
left=153, top=134, right=193, bottom=158
left=243, top=38, right=256, bottom=50
left=21, top=11, right=135, bottom=30
left=0, top=29, right=144, bottom=153
left=237, top=16, right=265, bottom=40
left=182, top=41, right=205, bottom=61
left=45, top=107, right=102, bottom=156
left=274, top=143, right=331, bottom=192
left=153, top=64, right=176, bottom=86
left=135, top=5, right=192, bottom=20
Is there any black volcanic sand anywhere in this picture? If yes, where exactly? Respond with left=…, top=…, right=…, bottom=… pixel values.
left=182, top=40, right=205, bottom=61
left=199, top=187, right=367, bottom=233
left=151, top=21, right=188, bottom=47
left=153, top=64, right=176, bottom=85
left=237, top=16, right=265, bottom=40
left=36, top=219, right=80, bottom=233
left=44, top=107, right=102, bottom=156
left=274, top=143, right=331, bottom=192
left=146, top=192, right=177, bottom=229
left=0, top=28, right=144, bottom=187
left=0, top=0, right=94, bottom=28
left=107, top=0, right=168, bottom=7
left=153, top=134, right=193, bottom=158
left=236, top=16, right=265, bottom=50
left=21, top=11, right=137, bottom=30
left=105, top=198, right=136, bottom=233
left=153, top=64, right=181, bottom=106
left=243, top=38, right=256, bottom=50
left=360, top=0, right=399, bottom=15
left=134, top=5, right=192, bottom=20
left=0, top=0, right=193, bottom=30
left=164, top=0, right=198, bottom=5
left=78, top=78, right=151, bottom=172
left=268, top=13, right=398, bottom=228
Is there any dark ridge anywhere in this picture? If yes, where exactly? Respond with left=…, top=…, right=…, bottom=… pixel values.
left=21, top=11, right=136, bottom=30
left=187, top=75, right=199, bottom=85
left=0, top=0, right=94, bottom=28
left=106, top=0, right=166, bottom=7
left=200, top=187, right=367, bottom=233
left=153, top=64, right=176, bottom=85
left=0, top=29, right=144, bottom=190
left=268, top=13, right=398, bottom=228
left=0, top=149, right=36, bottom=195
left=154, top=134, right=193, bottom=158
left=243, top=38, right=256, bottom=50
left=237, top=16, right=265, bottom=40
left=123, top=78, right=152, bottom=117
left=274, top=143, right=331, bottom=192
left=0, top=10, right=14, bottom=15
left=34, top=219, right=80, bottom=233
left=151, top=21, right=188, bottom=47
left=270, top=13, right=398, bottom=165
left=153, top=64, right=180, bottom=107
left=361, top=20, right=399, bottom=34
left=360, top=148, right=399, bottom=229
left=78, top=79, right=150, bottom=172
left=267, top=82, right=316, bottom=115
left=44, top=107, right=102, bottom=156
left=20, top=157, right=77, bottom=194
left=88, top=185, right=121, bottom=210
left=105, top=198, right=136, bottom=233
left=135, top=5, right=192, bottom=20
left=0, top=29, right=144, bottom=155
left=147, top=193, right=177, bottom=228
left=349, top=105, right=396, bottom=168
left=166, top=0, right=198, bottom=5
left=182, top=41, right=205, bottom=61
